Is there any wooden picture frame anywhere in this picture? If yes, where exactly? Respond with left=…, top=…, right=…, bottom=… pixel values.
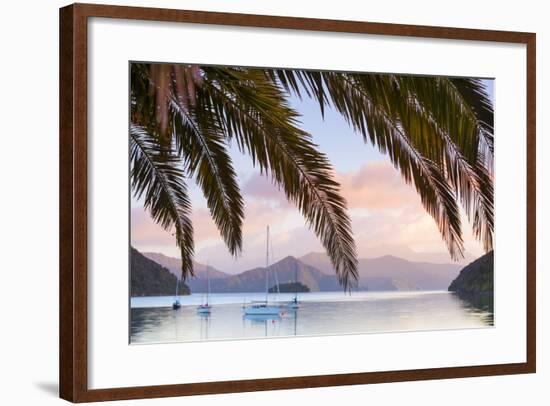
left=59, top=3, right=536, bottom=402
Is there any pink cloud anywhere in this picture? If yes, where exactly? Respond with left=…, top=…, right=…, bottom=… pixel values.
left=191, top=207, right=222, bottom=242
left=243, top=173, right=284, bottom=201
left=336, top=161, right=418, bottom=210
left=131, top=160, right=486, bottom=272
left=131, top=205, right=224, bottom=254
left=241, top=160, right=421, bottom=216
left=242, top=173, right=294, bottom=210
left=131, top=207, right=175, bottom=248
left=131, top=191, right=303, bottom=265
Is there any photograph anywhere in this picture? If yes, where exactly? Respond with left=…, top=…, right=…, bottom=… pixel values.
left=129, top=63, right=495, bottom=344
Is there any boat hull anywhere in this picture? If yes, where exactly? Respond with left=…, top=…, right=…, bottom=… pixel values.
left=243, top=304, right=281, bottom=315
left=196, top=305, right=212, bottom=314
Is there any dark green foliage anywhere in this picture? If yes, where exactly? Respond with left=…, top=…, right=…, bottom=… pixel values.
left=448, top=251, right=494, bottom=294
left=269, top=282, right=310, bottom=293
left=131, top=247, right=190, bottom=297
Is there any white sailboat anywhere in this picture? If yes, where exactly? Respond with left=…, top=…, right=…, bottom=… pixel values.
left=197, top=262, right=212, bottom=314
left=243, top=226, right=282, bottom=316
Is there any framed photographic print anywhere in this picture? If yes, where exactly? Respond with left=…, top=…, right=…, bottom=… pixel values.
left=59, top=3, right=536, bottom=402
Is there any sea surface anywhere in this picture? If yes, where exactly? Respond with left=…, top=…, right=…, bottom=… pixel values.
left=130, top=290, right=493, bottom=344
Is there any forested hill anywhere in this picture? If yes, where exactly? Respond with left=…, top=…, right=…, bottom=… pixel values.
left=131, top=247, right=190, bottom=297
left=448, top=251, right=494, bottom=294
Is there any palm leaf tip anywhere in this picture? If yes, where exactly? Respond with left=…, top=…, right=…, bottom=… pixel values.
left=169, top=94, right=245, bottom=256
left=129, top=123, right=195, bottom=279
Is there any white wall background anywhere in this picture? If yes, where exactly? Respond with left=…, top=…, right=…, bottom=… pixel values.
left=0, top=0, right=546, bottom=405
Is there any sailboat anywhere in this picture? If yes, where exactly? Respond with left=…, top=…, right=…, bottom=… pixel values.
left=197, top=262, right=212, bottom=314
left=172, top=277, right=181, bottom=310
left=243, top=226, right=282, bottom=316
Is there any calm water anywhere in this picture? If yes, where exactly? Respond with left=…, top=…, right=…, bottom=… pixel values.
left=130, top=291, right=493, bottom=344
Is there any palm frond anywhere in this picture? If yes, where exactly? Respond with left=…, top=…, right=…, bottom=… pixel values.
left=392, top=76, right=493, bottom=251
left=396, top=77, right=480, bottom=161
left=470, top=154, right=494, bottom=251
left=200, top=67, right=358, bottom=289
left=169, top=94, right=244, bottom=256
left=449, top=77, right=494, bottom=158
left=129, top=123, right=195, bottom=279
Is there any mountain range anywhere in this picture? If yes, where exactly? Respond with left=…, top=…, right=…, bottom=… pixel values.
left=143, top=252, right=229, bottom=279
left=300, top=252, right=463, bottom=290
left=142, top=250, right=462, bottom=293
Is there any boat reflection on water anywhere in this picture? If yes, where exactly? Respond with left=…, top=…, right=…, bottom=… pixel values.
left=198, top=312, right=211, bottom=340
left=243, top=314, right=282, bottom=324
left=242, top=310, right=300, bottom=337
left=243, top=313, right=283, bottom=337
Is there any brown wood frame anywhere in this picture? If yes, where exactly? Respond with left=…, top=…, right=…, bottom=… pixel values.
left=59, top=3, right=536, bottom=402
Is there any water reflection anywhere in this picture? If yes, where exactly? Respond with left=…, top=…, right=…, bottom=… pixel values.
left=198, top=313, right=211, bottom=340
left=242, top=314, right=282, bottom=337
left=130, top=291, right=494, bottom=344
left=452, top=292, right=494, bottom=325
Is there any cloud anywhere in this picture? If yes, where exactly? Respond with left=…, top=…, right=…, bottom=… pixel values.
left=131, top=205, right=224, bottom=255
left=242, top=160, right=422, bottom=214
left=352, top=210, right=443, bottom=256
left=242, top=173, right=294, bottom=209
left=243, top=173, right=283, bottom=201
left=196, top=224, right=322, bottom=273
left=131, top=160, right=485, bottom=273
left=336, top=160, right=418, bottom=210
left=131, top=207, right=174, bottom=249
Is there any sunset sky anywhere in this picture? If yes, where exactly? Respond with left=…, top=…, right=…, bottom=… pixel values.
left=131, top=77, right=494, bottom=273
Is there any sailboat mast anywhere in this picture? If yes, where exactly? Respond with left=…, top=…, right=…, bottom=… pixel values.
left=206, top=262, right=211, bottom=304
left=294, top=264, right=298, bottom=301
left=265, top=225, right=270, bottom=303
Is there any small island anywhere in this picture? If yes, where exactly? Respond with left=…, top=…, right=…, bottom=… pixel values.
left=269, top=282, right=310, bottom=293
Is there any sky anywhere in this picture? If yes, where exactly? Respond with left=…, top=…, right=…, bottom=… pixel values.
left=131, top=77, right=494, bottom=273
